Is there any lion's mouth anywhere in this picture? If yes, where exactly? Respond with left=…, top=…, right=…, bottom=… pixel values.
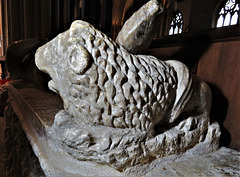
left=48, top=80, right=59, bottom=94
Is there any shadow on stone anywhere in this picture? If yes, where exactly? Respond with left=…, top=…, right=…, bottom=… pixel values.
left=171, top=34, right=212, bottom=73
left=208, top=83, right=231, bottom=148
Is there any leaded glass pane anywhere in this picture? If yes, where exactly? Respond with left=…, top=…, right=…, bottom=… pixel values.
left=169, top=10, right=184, bottom=35
left=216, top=0, right=239, bottom=27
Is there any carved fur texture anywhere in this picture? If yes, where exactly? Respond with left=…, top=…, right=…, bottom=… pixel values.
left=35, top=20, right=220, bottom=170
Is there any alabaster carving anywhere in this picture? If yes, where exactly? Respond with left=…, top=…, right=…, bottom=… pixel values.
left=35, top=0, right=220, bottom=171
left=116, top=0, right=163, bottom=54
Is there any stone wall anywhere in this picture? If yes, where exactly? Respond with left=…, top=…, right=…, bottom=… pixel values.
left=4, top=100, right=45, bottom=177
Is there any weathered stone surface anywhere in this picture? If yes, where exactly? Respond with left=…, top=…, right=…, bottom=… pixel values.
left=5, top=82, right=238, bottom=177
left=6, top=81, right=123, bottom=176
left=35, top=18, right=221, bottom=171
left=143, top=147, right=240, bottom=177
left=4, top=97, right=45, bottom=177
left=116, top=0, right=163, bottom=54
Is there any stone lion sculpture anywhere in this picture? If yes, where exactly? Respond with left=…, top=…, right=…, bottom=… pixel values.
left=35, top=0, right=220, bottom=171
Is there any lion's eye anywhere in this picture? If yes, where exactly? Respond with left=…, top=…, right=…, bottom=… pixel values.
left=68, top=45, right=91, bottom=74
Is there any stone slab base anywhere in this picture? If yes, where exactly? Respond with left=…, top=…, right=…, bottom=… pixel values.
left=144, top=147, right=240, bottom=177
left=4, top=81, right=239, bottom=176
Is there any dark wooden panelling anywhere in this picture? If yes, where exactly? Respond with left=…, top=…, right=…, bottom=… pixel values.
left=149, top=26, right=240, bottom=72
left=51, top=0, right=60, bottom=36
left=23, top=0, right=41, bottom=38
left=149, top=38, right=240, bottom=151
left=100, top=0, right=112, bottom=37
left=8, top=0, right=24, bottom=42
left=6, top=0, right=77, bottom=44
left=188, top=0, right=219, bottom=32
left=40, top=0, right=51, bottom=38
left=197, top=40, right=240, bottom=151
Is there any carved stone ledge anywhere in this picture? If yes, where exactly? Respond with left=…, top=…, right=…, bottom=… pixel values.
left=2, top=81, right=233, bottom=177
left=4, top=81, right=239, bottom=176
left=6, top=81, right=124, bottom=176
left=4, top=95, right=45, bottom=177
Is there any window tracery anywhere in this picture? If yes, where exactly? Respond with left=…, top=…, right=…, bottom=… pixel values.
left=169, top=10, right=184, bottom=35
left=216, top=0, right=239, bottom=27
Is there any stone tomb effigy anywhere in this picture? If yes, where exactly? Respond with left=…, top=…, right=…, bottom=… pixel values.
left=6, top=80, right=240, bottom=176
left=5, top=0, right=222, bottom=176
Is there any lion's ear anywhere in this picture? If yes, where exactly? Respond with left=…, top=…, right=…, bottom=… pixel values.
left=67, top=45, right=91, bottom=74
left=70, top=20, right=91, bottom=39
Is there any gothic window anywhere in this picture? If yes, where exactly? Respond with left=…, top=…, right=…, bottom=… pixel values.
left=169, top=10, right=184, bottom=35
left=216, top=0, right=239, bottom=27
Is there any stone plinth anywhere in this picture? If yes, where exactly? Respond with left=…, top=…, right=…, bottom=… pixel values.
left=4, top=81, right=240, bottom=177
left=6, top=81, right=123, bottom=176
